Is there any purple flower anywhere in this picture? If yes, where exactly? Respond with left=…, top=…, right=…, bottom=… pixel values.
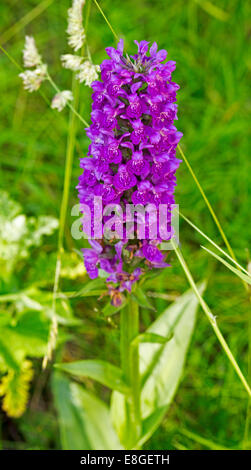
left=126, top=94, right=144, bottom=119
left=126, top=151, right=150, bottom=177
left=137, top=241, right=170, bottom=268
left=82, top=240, right=103, bottom=279
left=77, top=39, right=182, bottom=301
left=113, top=165, right=137, bottom=191
left=130, top=119, right=145, bottom=144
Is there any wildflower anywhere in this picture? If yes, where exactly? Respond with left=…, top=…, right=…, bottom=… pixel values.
left=67, top=0, right=86, bottom=52
left=23, top=35, right=42, bottom=68
left=76, top=61, right=100, bottom=87
left=51, top=90, right=73, bottom=112
left=78, top=40, right=182, bottom=299
left=19, top=64, right=47, bottom=92
left=61, top=53, right=83, bottom=71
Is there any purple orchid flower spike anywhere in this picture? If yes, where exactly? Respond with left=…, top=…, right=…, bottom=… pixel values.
left=78, top=39, right=182, bottom=303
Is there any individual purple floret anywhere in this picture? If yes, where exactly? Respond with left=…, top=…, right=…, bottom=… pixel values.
left=77, top=39, right=182, bottom=305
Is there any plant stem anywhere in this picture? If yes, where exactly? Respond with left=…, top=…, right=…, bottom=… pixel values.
left=177, top=144, right=248, bottom=293
left=92, top=0, right=119, bottom=42
left=176, top=208, right=250, bottom=276
left=46, top=73, right=89, bottom=126
left=0, top=0, right=54, bottom=46
left=171, top=238, right=251, bottom=398
left=120, top=296, right=141, bottom=448
left=42, top=76, right=80, bottom=369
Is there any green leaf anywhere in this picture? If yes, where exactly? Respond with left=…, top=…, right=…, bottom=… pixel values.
left=111, top=283, right=205, bottom=447
left=140, top=282, right=205, bottom=419
left=132, top=287, right=156, bottom=311
left=0, top=191, right=58, bottom=278
left=138, top=407, right=167, bottom=448
left=54, top=360, right=129, bottom=394
left=201, top=246, right=251, bottom=285
left=0, top=311, right=49, bottom=359
left=52, top=372, right=123, bottom=450
left=73, top=279, right=106, bottom=298
left=0, top=339, right=20, bottom=372
left=131, top=332, right=173, bottom=347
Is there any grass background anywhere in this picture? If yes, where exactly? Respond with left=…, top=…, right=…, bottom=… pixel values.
left=0, top=0, right=250, bottom=450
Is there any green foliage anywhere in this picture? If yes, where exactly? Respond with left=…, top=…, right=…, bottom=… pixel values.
left=111, top=284, right=204, bottom=448
left=0, top=0, right=249, bottom=452
left=54, top=360, right=130, bottom=394
left=202, top=246, right=251, bottom=285
left=0, top=190, right=58, bottom=280
left=132, top=286, right=156, bottom=311
left=0, top=360, right=33, bottom=418
left=0, top=190, right=80, bottom=420
left=52, top=372, right=123, bottom=450
left=131, top=332, right=173, bottom=346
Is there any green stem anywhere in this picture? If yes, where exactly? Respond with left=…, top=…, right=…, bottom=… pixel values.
left=42, top=76, right=80, bottom=369
left=92, top=0, right=119, bottom=42
left=120, top=297, right=141, bottom=449
left=0, top=0, right=54, bottom=46
left=177, top=144, right=248, bottom=293
left=46, top=73, right=89, bottom=126
left=85, top=0, right=92, bottom=33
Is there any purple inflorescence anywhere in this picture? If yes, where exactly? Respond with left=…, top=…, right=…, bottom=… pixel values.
left=77, top=39, right=182, bottom=305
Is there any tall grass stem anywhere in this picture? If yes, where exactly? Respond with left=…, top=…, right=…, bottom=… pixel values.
left=171, top=238, right=251, bottom=398
left=42, top=76, right=80, bottom=369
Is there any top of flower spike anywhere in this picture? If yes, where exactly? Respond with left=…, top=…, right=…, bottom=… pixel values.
left=105, top=39, right=174, bottom=74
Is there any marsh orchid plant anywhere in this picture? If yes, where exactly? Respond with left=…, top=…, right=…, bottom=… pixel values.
left=18, top=0, right=207, bottom=452
left=78, top=39, right=182, bottom=306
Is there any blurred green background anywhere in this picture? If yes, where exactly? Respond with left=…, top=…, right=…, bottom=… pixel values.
left=0, top=0, right=250, bottom=450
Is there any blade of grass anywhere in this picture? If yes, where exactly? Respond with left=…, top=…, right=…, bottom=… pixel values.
left=177, top=144, right=249, bottom=292
left=92, top=0, right=119, bottom=42
left=177, top=208, right=250, bottom=276
left=0, top=0, right=55, bottom=45
left=179, top=427, right=231, bottom=450
left=201, top=246, right=251, bottom=285
left=193, top=0, right=229, bottom=22
left=170, top=238, right=251, bottom=398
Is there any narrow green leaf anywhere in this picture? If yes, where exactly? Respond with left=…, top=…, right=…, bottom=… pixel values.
left=131, top=332, right=173, bottom=347
left=132, top=287, right=156, bottom=311
left=72, top=279, right=106, bottom=298
left=137, top=407, right=167, bottom=448
left=179, top=427, right=230, bottom=450
left=140, top=283, right=206, bottom=419
left=111, top=284, right=205, bottom=447
left=178, top=209, right=250, bottom=276
left=0, top=339, right=20, bottom=371
left=54, top=359, right=129, bottom=394
left=102, top=297, right=128, bottom=317
left=52, top=372, right=123, bottom=450
left=202, top=246, right=251, bottom=285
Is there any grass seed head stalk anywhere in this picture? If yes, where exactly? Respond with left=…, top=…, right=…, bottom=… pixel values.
left=23, top=35, right=42, bottom=67
left=67, top=0, right=86, bottom=51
